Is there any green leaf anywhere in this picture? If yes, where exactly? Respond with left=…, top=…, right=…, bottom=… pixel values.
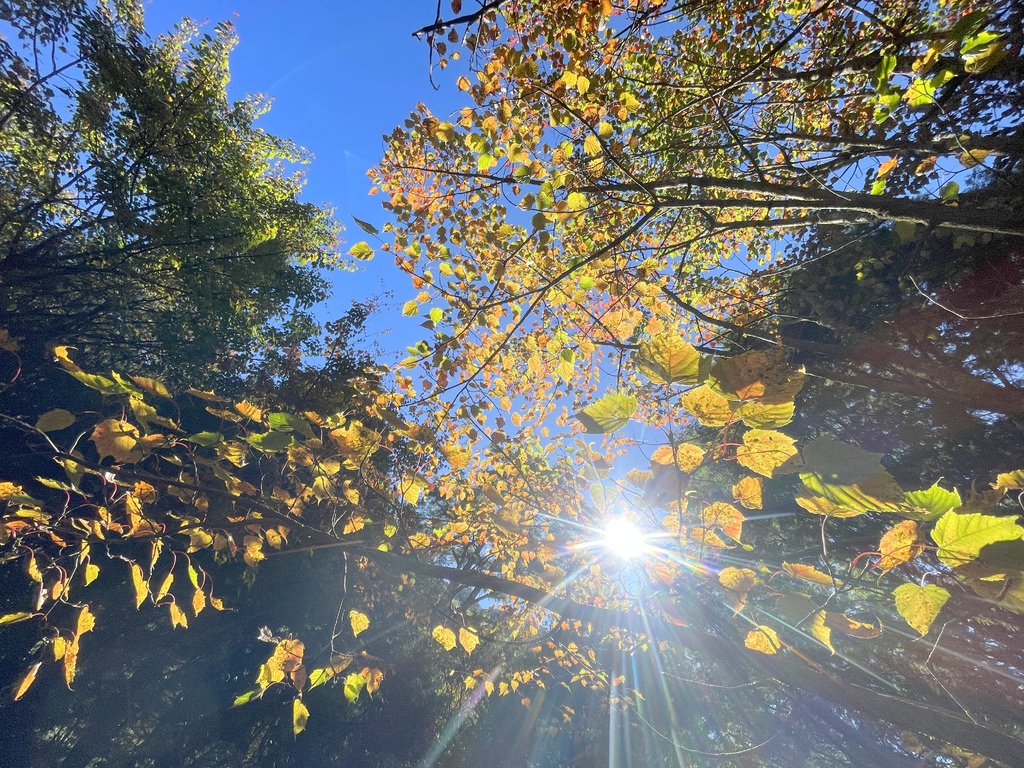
left=188, top=431, right=224, bottom=447
left=343, top=671, right=367, bottom=703
left=902, top=481, right=961, bottom=521
left=245, top=430, right=293, bottom=453
left=634, top=333, right=702, bottom=385
left=893, top=583, right=949, bottom=635
left=267, top=412, right=314, bottom=438
left=347, top=242, right=375, bottom=261
left=940, top=181, right=960, bottom=201
left=35, top=409, right=76, bottom=432
left=575, top=393, right=637, bottom=434
left=352, top=216, right=379, bottom=235
left=429, top=307, right=444, bottom=325
left=232, top=688, right=263, bottom=707
left=931, top=510, right=1024, bottom=567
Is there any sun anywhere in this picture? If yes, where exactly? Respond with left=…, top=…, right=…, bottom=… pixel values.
left=600, top=517, right=650, bottom=560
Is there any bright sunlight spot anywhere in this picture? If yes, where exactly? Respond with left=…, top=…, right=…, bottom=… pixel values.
left=600, top=517, right=650, bottom=560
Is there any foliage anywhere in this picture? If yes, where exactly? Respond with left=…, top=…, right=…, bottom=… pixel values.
left=0, top=0, right=346, bottom=391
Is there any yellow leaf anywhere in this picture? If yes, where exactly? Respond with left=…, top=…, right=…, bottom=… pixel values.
left=781, top=562, right=841, bottom=587
left=735, top=429, right=800, bottom=478
left=349, top=610, right=370, bottom=637
left=702, top=502, right=744, bottom=543
left=64, top=637, right=79, bottom=687
left=583, top=134, right=602, bottom=156
left=13, top=661, right=41, bottom=701
left=293, top=698, right=309, bottom=735
left=0, top=611, right=35, bottom=626
left=192, top=588, right=206, bottom=616
left=35, top=409, right=76, bottom=432
left=408, top=532, right=432, bottom=549
left=459, top=627, right=479, bottom=654
left=994, top=470, right=1024, bottom=491
left=343, top=515, right=366, bottom=535
left=733, top=477, right=763, bottom=510
left=878, top=520, right=922, bottom=574
left=893, top=583, right=949, bottom=635
left=155, top=572, right=174, bottom=602
left=681, top=385, right=735, bottom=427
left=90, top=419, right=143, bottom=463
left=243, top=535, right=265, bottom=567
left=651, top=443, right=704, bottom=473
left=744, top=626, right=780, bottom=654
left=169, top=602, right=188, bottom=629
left=456, top=75, right=470, bottom=91
left=432, top=625, right=457, bottom=651
left=234, top=401, right=263, bottom=422
left=85, top=563, right=100, bottom=587
left=53, top=636, right=66, bottom=660
left=364, top=667, right=384, bottom=696
left=76, top=605, right=95, bottom=635
left=635, top=333, right=702, bottom=385
left=130, top=562, right=148, bottom=608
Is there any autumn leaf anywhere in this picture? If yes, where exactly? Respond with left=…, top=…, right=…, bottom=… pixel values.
left=681, top=385, right=735, bottom=427
left=169, top=602, right=188, bottom=629
left=735, top=429, right=800, bottom=477
left=575, top=392, right=637, bottom=434
left=459, top=626, right=480, bottom=654
left=902, top=481, right=962, bottom=521
left=13, top=661, right=41, bottom=701
left=130, top=562, right=148, bottom=609
left=634, top=333, right=702, bottom=384
left=650, top=443, right=705, bottom=473
left=993, top=471, right=1024, bottom=491
left=893, top=583, right=950, bottom=635
left=432, top=625, right=457, bottom=651
left=344, top=671, right=366, bottom=703
left=732, top=477, right=763, bottom=510
left=782, top=562, right=841, bottom=587
left=349, top=610, right=370, bottom=637
left=745, top=626, right=780, bottom=654
left=878, top=521, right=922, bottom=574
left=293, top=698, right=309, bottom=735
left=91, top=419, right=144, bottom=463
left=0, top=612, right=35, bottom=626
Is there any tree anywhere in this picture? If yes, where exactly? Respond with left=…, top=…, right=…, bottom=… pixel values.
left=5, top=1, right=1024, bottom=766
left=0, top=0, right=345, bottom=394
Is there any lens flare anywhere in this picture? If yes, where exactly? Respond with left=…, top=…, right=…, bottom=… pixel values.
left=601, top=517, right=649, bottom=559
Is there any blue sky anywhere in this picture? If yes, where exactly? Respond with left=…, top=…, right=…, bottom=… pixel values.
left=144, top=0, right=464, bottom=354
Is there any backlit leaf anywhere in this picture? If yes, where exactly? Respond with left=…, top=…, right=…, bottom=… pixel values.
left=349, top=610, right=370, bottom=637
left=733, top=477, right=763, bottom=510
left=651, top=443, right=704, bottom=473
left=902, top=481, right=962, bottom=521
left=169, top=602, right=188, bottom=629
left=0, top=612, right=35, bottom=626
left=575, top=393, right=637, bottom=434
left=878, top=521, right=922, bottom=574
left=681, top=385, right=735, bottom=427
left=13, top=661, right=41, bottom=701
left=735, top=430, right=800, bottom=478
left=130, top=563, right=148, bottom=608
left=344, top=671, right=366, bottom=703
left=634, top=333, right=702, bottom=384
left=708, top=349, right=804, bottom=404
left=432, top=625, right=457, bottom=651
left=994, top=471, right=1024, bottom=491
left=893, top=583, right=949, bottom=635
left=91, top=419, right=143, bottom=463
left=293, top=698, right=309, bottom=735
left=931, top=510, right=1024, bottom=567
left=745, top=626, right=780, bottom=654
left=459, top=627, right=479, bottom=654
left=84, top=563, right=99, bottom=586
left=782, top=562, right=840, bottom=587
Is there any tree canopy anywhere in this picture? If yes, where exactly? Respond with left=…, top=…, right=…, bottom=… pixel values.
left=3, top=1, right=1024, bottom=766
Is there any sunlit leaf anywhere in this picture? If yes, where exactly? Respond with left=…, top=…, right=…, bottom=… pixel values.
left=575, top=393, right=637, bottom=434
left=459, top=627, right=479, bottom=654
left=893, top=583, right=949, bottom=635
left=732, top=477, right=763, bottom=510
left=994, top=471, right=1024, bottom=492
left=12, top=661, right=41, bottom=701
left=782, top=562, right=840, bottom=587
left=293, top=698, right=309, bottom=734
left=878, top=521, right=922, bottom=574
left=650, top=443, right=704, bottom=473
left=634, top=333, right=702, bottom=384
left=931, top=510, right=1024, bottom=568
left=130, top=563, right=148, bottom=609
left=902, top=481, right=962, bottom=521
left=84, top=563, right=99, bottom=586
left=681, top=385, right=735, bottom=427
left=169, top=602, right=188, bottom=629
left=745, top=626, right=780, bottom=654
left=349, top=610, right=370, bottom=637
left=735, top=430, right=800, bottom=478
left=0, top=612, right=35, bottom=626
left=91, top=419, right=143, bottom=463
left=708, top=349, right=804, bottom=404
left=344, top=671, right=366, bottom=703
left=432, top=625, right=457, bottom=651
